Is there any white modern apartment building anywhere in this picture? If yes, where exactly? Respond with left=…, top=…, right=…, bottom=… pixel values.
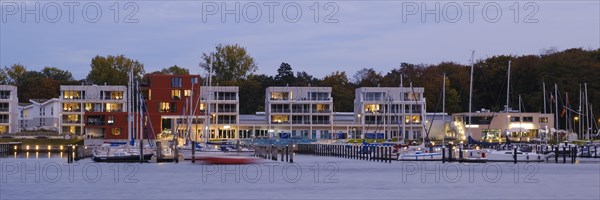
left=354, top=87, right=427, bottom=140
left=0, top=85, right=18, bottom=134
left=18, top=98, right=61, bottom=132
left=199, top=86, right=239, bottom=139
left=264, top=87, right=334, bottom=139
left=59, top=85, right=127, bottom=138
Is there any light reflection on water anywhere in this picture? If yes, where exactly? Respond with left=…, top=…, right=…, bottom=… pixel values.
left=4, top=152, right=65, bottom=159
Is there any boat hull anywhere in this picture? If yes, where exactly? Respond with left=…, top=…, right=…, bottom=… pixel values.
left=92, top=154, right=154, bottom=162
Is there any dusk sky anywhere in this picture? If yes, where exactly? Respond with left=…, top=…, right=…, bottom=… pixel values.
left=1, top=1, right=598, bottom=80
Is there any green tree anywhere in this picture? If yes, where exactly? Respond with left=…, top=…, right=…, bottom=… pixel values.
left=294, top=71, right=318, bottom=86
left=41, top=67, right=74, bottom=81
left=152, top=65, right=190, bottom=75
left=200, top=44, right=257, bottom=85
left=86, top=55, right=145, bottom=85
left=274, top=62, right=294, bottom=85
left=19, top=71, right=59, bottom=102
left=353, top=68, right=383, bottom=87
left=321, top=71, right=355, bottom=112
left=5, top=63, right=27, bottom=86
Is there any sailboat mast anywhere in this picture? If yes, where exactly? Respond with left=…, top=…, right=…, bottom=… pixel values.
left=585, top=83, right=590, bottom=140
left=543, top=82, right=548, bottom=143
left=505, top=61, right=511, bottom=138
left=468, top=51, right=474, bottom=139
left=555, top=84, right=559, bottom=142
left=442, top=73, right=446, bottom=147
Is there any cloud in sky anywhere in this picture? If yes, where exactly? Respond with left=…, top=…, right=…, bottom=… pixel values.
left=1, top=1, right=598, bottom=79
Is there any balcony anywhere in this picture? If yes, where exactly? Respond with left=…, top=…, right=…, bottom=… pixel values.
left=271, top=121, right=290, bottom=124
left=63, top=108, right=82, bottom=112
left=312, top=120, right=330, bottom=124
left=271, top=109, right=290, bottom=113
left=63, top=120, right=81, bottom=124
left=87, top=121, right=106, bottom=126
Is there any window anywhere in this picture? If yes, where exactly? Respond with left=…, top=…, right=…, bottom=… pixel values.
left=105, top=103, right=122, bottom=112
left=405, top=115, right=421, bottom=124
left=112, top=128, right=121, bottom=136
left=184, top=90, right=191, bottom=97
left=172, top=90, right=181, bottom=100
left=192, top=77, right=199, bottom=84
left=159, top=102, right=170, bottom=113
left=0, top=114, right=9, bottom=123
left=539, top=117, right=549, bottom=123
left=171, top=77, right=182, bottom=88
left=364, top=92, right=383, bottom=101
left=510, top=116, right=520, bottom=122
left=170, top=102, right=177, bottom=112
left=0, top=91, right=10, bottom=99
left=63, top=90, right=83, bottom=99
left=107, top=116, right=114, bottom=125
left=364, top=104, right=381, bottom=113
left=0, top=103, right=8, bottom=112
left=309, top=92, right=329, bottom=101
left=50, top=107, right=53, bottom=115
left=523, top=116, right=533, bottom=122
left=63, top=103, right=81, bottom=112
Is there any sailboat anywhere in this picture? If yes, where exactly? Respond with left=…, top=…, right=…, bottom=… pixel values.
left=92, top=70, right=154, bottom=162
left=464, top=61, right=552, bottom=162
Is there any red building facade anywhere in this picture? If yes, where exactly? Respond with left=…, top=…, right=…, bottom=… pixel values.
left=142, top=74, right=203, bottom=139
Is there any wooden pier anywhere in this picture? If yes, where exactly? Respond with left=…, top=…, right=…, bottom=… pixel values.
left=295, top=143, right=394, bottom=163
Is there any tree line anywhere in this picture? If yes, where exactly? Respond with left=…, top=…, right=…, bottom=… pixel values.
left=3, top=45, right=599, bottom=121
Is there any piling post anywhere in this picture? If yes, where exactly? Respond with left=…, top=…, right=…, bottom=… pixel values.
left=458, top=147, right=463, bottom=163
left=281, top=147, right=284, bottom=162
left=448, top=146, right=453, bottom=162
left=554, top=146, right=559, bottom=163
left=442, top=147, right=446, bottom=163
left=595, top=146, right=598, bottom=158
left=191, top=141, right=196, bottom=163
left=563, top=146, right=566, bottom=164
left=140, top=139, right=144, bottom=163
left=67, top=145, right=72, bottom=163
left=572, top=146, right=577, bottom=164
left=513, top=147, right=517, bottom=164
left=587, top=145, right=591, bottom=158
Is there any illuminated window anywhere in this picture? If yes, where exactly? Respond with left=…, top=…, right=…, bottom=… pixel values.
left=184, top=90, right=191, bottom=97
left=108, top=116, right=114, bottom=125
left=112, top=128, right=121, bottom=136
left=105, top=103, right=122, bottom=112
left=405, top=115, right=421, bottom=124
left=172, top=90, right=181, bottom=100
left=364, top=104, right=380, bottom=113
left=539, top=117, right=548, bottom=123
left=63, top=103, right=81, bottom=112
left=159, top=102, right=170, bottom=113
left=63, top=91, right=83, bottom=99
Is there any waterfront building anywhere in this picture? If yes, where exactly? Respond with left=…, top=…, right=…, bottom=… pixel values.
left=142, top=74, right=202, bottom=140
left=263, top=86, right=334, bottom=139
left=59, top=85, right=128, bottom=141
left=354, top=87, right=427, bottom=140
left=200, top=86, right=239, bottom=140
left=449, top=109, right=555, bottom=142
left=0, top=85, right=19, bottom=134
left=18, top=98, right=61, bottom=132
